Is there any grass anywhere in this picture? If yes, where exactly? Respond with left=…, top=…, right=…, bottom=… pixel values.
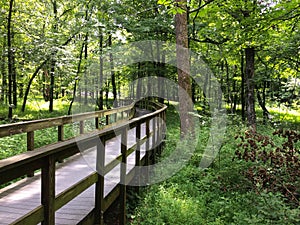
left=129, top=103, right=300, bottom=225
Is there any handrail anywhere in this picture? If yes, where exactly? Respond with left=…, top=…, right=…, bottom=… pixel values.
left=0, top=103, right=136, bottom=156
left=0, top=100, right=167, bottom=225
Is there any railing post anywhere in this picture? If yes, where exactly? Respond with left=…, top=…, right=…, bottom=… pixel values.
left=95, top=136, right=105, bottom=225
left=157, top=113, right=161, bottom=156
left=58, top=125, right=64, bottom=141
left=80, top=121, right=84, bottom=134
left=152, top=117, right=156, bottom=164
left=27, top=131, right=34, bottom=151
left=95, top=117, right=99, bottom=129
left=145, top=119, right=150, bottom=183
left=114, top=113, right=117, bottom=123
left=120, top=127, right=128, bottom=225
left=42, top=155, right=55, bottom=225
left=135, top=123, right=141, bottom=193
left=27, top=131, right=35, bottom=177
left=57, top=125, right=65, bottom=163
left=106, top=115, right=109, bottom=125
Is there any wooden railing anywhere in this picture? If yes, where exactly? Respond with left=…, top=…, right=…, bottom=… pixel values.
left=0, top=100, right=167, bottom=225
left=0, top=103, right=135, bottom=153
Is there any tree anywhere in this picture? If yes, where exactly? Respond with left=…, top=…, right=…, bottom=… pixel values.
left=7, top=0, right=15, bottom=119
left=175, top=0, right=193, bottom=135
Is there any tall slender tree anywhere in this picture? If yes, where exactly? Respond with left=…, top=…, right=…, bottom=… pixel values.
left=7, top=0, right=15, bottom=119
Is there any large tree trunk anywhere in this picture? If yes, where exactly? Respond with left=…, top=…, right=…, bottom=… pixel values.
left=245, top=47, right=256, bottom=131
left=175, top=0, right=193, bottom=136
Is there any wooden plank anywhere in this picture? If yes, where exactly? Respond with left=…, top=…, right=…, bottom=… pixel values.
left=78, top=209, right=96, bottom=225
left=0, top=159, right=43, bottom=185
left=10, top=206, right=44, bottom=225
left=55, top=173, right=98, bottom=211
left=103, top=185, right=120, bottom=212
left=104, top=144, right=136, bottom=175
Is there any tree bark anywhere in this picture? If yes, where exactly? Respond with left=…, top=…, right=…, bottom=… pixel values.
left=22, top=59, right=49, bottom=112
left=97, top=32, right=104, bottom=110
left=241, top=51, right=246, bottom=121
left=7, top=0, right=15, bottom=119
left=68, top=38, right=85, bottom=115
left=108, top=34, right=117, bottom=107
left=49, top=0, right=58, bottom=112
left=245, top=47, right=256, bottom=131
left=175, top=0, right=193, bottom=136
left=1, top=37, right=7, bottom=103
left=84, top=33, right=88, bottom=105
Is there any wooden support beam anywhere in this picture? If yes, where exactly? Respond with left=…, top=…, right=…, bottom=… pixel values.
left=152, top=117, right=156, bottom=164
left=41, top=156, right=55, bottom=225
left=120, top=127, right=127, bottom=225
left=27, top=131, right=35, bottom=177
left=135, top=123, right=141, bottom=192
left=95, top=137, right=105, bottom=225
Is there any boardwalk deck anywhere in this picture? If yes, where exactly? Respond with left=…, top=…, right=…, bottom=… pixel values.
left=0, top=114, right=153, bottom=225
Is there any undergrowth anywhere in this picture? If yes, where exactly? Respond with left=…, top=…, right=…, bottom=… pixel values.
left=129, top=104, right=300, bottom=225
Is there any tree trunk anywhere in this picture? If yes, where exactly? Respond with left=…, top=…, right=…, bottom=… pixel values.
left=12, top=37, right=17, bottom=107
left=1, top=38, right=7, bottom=103
left=241, top=51, right=246, bottom=121
left=22, top=59, right=48, bottom=112
left=245, top=47, right=256, bottom=131
left=97, top=32, right=104, bottom=110
left=49, top=0, right=58, bottom=112
left=68, top=38, right=85, bottom=115
left=175, top=0, right=193, bottom=136
left=136, top=62, right=142, bottom=100
left=84, top=33, right=88, bottom=105
left=49, top=59, right=55, bottom=112
left=7, top=0, right=14, bottom=120
left=108, top=34, right=117, bottom=107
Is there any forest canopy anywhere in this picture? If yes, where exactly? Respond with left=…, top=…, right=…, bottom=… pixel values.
left=0, top=0, right=299, bottom=124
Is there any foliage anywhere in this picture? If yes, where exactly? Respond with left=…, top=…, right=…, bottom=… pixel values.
left=130, top=106, right=300, bottom=224
left=234, top=128, right=300, bottom=207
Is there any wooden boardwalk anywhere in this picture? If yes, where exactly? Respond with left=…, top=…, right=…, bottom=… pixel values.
left=0, top=109, right=153, bottom=225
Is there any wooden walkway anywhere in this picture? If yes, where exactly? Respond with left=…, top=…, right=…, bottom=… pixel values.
left=0, top=108, right=155, bottom=225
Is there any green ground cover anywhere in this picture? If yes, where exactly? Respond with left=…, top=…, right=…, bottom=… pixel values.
left=129, top=104, right=300, bottom=225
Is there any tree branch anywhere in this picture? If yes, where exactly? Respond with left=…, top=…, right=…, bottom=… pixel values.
left=189, top=0, right=215, bottom=14
left=189, top=36, right=228, bottom=45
